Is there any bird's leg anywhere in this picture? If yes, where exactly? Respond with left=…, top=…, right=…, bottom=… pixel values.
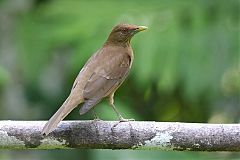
left=92, top=109, right=101, bottom=121
left=109, top=93, right=134, bottom=122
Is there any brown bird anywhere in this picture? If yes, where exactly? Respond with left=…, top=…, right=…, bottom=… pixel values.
left=42, top=24, right=147, bottom=135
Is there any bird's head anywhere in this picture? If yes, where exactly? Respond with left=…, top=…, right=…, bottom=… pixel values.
left=106, top=24, right=147, bottom=45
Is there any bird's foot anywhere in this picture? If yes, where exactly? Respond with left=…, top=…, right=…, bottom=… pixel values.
left=111, top=117, right=134, bottom=130
left=92, top=109, right=102, bottom=121
left=93, top=117, right=102, bottom=121
left=119, top=118, right=135, bottom=122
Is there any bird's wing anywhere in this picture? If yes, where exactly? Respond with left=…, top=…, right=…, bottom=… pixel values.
left=79, top=53, right=131, bottom=115
left=71, top=51, right=99, bottom=91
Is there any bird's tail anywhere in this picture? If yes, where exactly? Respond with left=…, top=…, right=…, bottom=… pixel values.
left=42, top=96, right=80, bottom=135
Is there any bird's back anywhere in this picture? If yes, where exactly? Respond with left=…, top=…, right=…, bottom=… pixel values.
left=71, top=44, right=133, bottom=103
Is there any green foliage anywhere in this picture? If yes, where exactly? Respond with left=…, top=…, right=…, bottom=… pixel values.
left=0, top=66, right=9, bottom=88
left=0, top=0, right=239, bottom=159
left=15, top=0, right=239, bottom=121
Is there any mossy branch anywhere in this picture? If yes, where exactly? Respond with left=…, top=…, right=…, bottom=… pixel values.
left=0, top=121, right=239, bottom=151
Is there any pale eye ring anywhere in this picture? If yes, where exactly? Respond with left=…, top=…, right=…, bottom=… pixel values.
left=121, top=29, right=128, bottom=34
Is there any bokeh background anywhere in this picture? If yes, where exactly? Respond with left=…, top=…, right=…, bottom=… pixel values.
left=0, top=0, right=239, bottom=159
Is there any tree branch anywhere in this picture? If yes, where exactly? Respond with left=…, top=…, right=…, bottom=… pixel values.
left=0, top=121, right=239, bottom=151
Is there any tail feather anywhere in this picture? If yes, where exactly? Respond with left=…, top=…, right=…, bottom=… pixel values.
left=42, top=97, right=80, bottom=135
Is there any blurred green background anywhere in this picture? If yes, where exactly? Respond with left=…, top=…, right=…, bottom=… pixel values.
left=0, top=0, right=239, bottom=159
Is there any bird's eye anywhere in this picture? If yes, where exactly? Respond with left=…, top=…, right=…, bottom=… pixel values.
left=121, top=29, right=128, bottom=34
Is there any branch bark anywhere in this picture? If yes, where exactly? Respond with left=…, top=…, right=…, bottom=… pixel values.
left=0, top=120, right=239, bottom=151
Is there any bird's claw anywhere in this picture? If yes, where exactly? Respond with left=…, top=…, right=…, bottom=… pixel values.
left=93, top=118, right=102, bottom=121
left=111, top=117, right=134, bottom=131
left=119, top=118, right=135, bottom=122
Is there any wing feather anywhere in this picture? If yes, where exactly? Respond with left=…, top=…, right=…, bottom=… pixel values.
left=80, top=53, right=131, bottom=114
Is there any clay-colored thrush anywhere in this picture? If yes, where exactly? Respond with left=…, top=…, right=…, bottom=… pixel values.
left=42, top=24, right=147, bottom=135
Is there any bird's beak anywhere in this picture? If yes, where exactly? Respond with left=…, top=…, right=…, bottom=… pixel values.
left=135, top=26, right=148, bottom=32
